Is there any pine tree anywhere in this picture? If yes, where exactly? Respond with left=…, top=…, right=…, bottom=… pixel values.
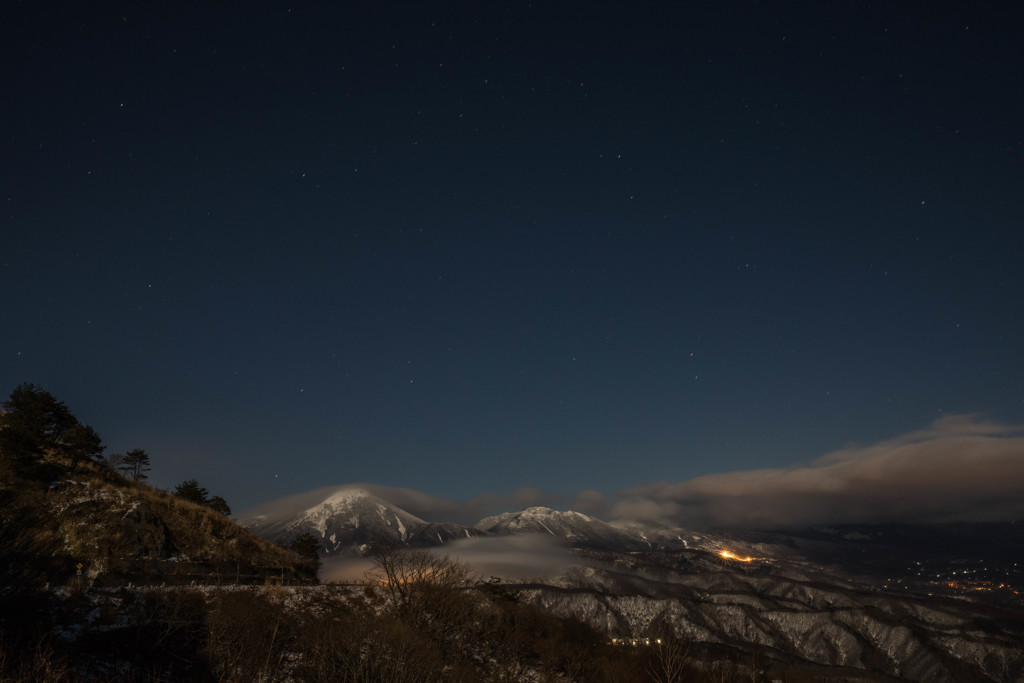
left=64, top=422, right=105, bottom=469
left=118, top=448, right=151, bottom=481
left=173, top=478, right=210, bottom=504
left=0, top=383, right=102, bottom=477
left=173, top=478, right=233, bottom=516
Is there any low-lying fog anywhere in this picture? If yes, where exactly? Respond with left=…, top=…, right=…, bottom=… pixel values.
left=319, top=534, right=584, bottom=583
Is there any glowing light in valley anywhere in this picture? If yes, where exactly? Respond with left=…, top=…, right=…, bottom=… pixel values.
left=720, top=549, right=754, bottom=562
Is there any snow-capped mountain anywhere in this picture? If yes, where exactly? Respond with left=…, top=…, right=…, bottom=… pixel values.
left=474, top=506, right=654, bottom=551
left=239, top=487, right=481, bottom=554
left=235, top=489, right=1024, bottom=682
left=241, top=488, right=711, bottom=556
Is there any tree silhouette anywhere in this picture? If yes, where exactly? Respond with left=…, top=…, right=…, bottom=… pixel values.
left=104, top=452, right=125, bottom=471
left=118, top=448, right=151, bottom=481
left=287, top=531, right=321, bottom=561
left=173, top=479, right=233, bottom=516
left=173, top=479, right=210, bottom=504
left=63, top=422, right=105, bottom=469
left=0, top=383, right=103, bottom=477
left=207, top=495, right=232, bottom=517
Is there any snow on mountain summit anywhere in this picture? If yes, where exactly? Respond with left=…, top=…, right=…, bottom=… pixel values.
left=476, top=507, right=593, bottom=533
left=303, top=488, right=426, bottom=536
left=475, top=506, right=651, bottom=551
left=241, top=487, right=419, bottom=553
left=242, top=490, right=689, bottom=556
left=240, top=486, right=479, bottom=555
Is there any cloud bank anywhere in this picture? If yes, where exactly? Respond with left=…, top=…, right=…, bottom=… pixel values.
left=608, top=414, right=1024, bottom=528
left=245, top=415, right=1024, bottom=533
left=433, top=534, right=582, bottom=580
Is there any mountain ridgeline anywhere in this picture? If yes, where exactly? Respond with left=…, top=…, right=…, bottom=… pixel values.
left=4, top=383, right=1023, bottom=682
left=240, top=487, right=1024, bottom=584
left=238, top=486, right=1024, bottom=682
left=239, top=487, right=701, bottom=555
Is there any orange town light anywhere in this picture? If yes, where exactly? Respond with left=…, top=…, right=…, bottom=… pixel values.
left=720, top=550, right=754, bottom=562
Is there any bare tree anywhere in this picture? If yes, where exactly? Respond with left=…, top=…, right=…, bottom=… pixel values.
left=104, top=451, right=125, bottom=472
left=646, top=620, right=692, bottom=683
left=367, top=546, right=474, bottom=614
left=366, top=546, right=482, bottom=664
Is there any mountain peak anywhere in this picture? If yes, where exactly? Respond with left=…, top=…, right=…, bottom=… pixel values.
left=242, top=486, right=471, bottom=555
left=520, top=506, right=595, bottom=521
left=319, top=487, right=380, bottom=508
left=473, top=506, right=650, bottom=551
left=245, top=490, right=668, bottom=556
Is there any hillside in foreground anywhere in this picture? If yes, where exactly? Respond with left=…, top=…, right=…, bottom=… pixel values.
left=3, top=386, right=1022, bottom=682
left=1, top=455, right=316, bottom=593
left=0, top=383, right=316, bottom=590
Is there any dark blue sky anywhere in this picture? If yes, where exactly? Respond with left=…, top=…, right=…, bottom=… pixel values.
left=3, top=2, right=1022, bottom=515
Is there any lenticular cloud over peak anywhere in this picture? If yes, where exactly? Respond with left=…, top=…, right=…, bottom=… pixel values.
left=609, top=414, right=1024, bottom=529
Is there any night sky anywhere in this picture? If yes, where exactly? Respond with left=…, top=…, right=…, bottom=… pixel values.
left=4, top=2, right=1023, bottom=523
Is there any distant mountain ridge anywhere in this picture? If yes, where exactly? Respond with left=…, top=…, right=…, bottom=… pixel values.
left=240, top=488, right=695, bottom=555
left=474, top=506, right=654, bottom=552
left=241, top=486, right=1024, bottom=575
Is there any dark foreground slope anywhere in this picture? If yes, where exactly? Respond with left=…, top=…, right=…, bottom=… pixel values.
left=1, top=452, right=318, bottom=680
left=1, top=459, right=316, bottom=590
left=1, top=549, right=909, bottom=683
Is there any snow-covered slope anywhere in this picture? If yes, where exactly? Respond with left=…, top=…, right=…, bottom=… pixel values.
left=475, top=506, right=654, bottom=551
left=518, top=563, right=1024, bottom=683
left=608, top=519, right=723, bottom=552
left=240, top=487, right=479, bottom=555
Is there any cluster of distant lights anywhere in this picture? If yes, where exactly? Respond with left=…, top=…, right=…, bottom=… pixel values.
left=717, top=550, right=1019, bottom=598
left=883, top=560, right=1021, bottom=596
left=609, top=637, right=663, bottom=647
